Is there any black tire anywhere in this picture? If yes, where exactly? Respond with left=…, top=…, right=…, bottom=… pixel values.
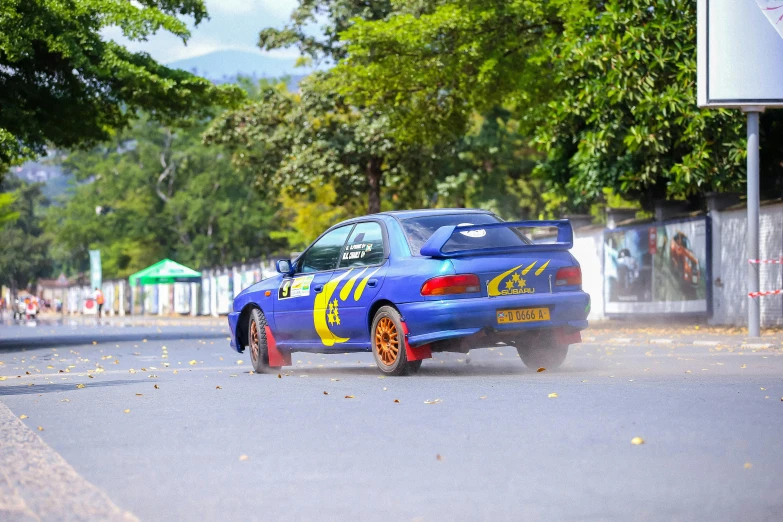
left=246, top=308, right=280, bottom=373
left=516, top=343, right=569, bottom=370
left=371, top=306, right=419, bottom=376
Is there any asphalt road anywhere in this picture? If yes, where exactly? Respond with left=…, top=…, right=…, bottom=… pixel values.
left=1, top=318, right=782, bottom=521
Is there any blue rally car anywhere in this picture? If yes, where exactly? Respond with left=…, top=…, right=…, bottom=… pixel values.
left=228, top=209, right=590, bottom=376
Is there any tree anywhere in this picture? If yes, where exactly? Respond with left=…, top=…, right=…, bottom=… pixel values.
left=0, top=177, right=51, bottom=293
left=0, top=0, right=242, bottom=174
left=331, top=0, right=783, bottom=210
left=46, top=116, right=283, bottom=278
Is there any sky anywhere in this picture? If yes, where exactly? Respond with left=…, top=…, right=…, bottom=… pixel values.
left=102, top=0, right=301, bottom=64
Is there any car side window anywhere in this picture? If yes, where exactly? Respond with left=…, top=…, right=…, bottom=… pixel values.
left=340, top=222, right=385, bottom=267
left=299, top=225, right=353, bottom=273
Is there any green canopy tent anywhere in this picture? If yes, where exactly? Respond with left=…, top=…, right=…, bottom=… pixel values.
left=128, top=259, right=202, bottom=314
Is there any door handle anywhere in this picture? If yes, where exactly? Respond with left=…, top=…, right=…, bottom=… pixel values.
left=367, top=279, right=378, bottom=288
left=314, top=284, right=324, bottom=293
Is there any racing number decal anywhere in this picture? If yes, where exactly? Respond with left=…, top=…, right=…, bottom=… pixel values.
left=487, top=260, right=550, bottom=297
left=278, top=275, right=314, bottom=300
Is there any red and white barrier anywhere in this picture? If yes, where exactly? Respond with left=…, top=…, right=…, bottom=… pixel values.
left=748, top=257, right=783, bottom=264
left=749, top=289, right=783, bottom=298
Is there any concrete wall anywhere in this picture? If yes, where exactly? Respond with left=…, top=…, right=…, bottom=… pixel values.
left=571, top=227, right=605, bottom=321
left=709, top=203, right=783, bottom=327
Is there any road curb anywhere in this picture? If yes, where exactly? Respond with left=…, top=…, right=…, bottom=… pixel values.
left=0, top=402, right=138, bottom=522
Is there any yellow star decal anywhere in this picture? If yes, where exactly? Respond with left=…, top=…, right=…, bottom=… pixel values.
left=511, top=273, right=521, bottom=283
left=517, top=278, right=527, bottom=289
left=505, top=280, right=515, bottom=290
left=327, top=299, right=340, bottom=326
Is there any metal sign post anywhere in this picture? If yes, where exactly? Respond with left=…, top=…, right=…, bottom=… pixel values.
left=744, top=108, right=763, bottom=337
left=698, top=0, right=783, bottom=336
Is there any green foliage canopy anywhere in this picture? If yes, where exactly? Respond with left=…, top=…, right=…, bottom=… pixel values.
left=0, top=0, right=242, bottom=172
left=332, top=0, right=783, bottom=210
left=46, top=117, right=283, bottom=278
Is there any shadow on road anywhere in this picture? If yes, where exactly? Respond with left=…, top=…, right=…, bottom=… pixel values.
left=0, top=379, right=143, bottom=396
left=0, top=330, right=228, bottom=353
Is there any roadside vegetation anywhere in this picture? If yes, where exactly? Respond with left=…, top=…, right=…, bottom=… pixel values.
left=1, top=0, right=782, bottom=289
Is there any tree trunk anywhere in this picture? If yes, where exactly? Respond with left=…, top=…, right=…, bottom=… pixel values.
left=367, top=157, right=382, bottom=215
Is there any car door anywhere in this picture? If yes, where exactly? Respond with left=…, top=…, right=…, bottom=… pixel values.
left=316, top=221, right=389, bottom=349
left=273, top=224, right=354, bottom=347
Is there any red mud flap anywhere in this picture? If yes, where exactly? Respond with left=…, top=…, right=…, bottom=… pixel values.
left=399, top=321, right=432, bottom=362
left=264, top=326, right=292, bottom=367
left=554, top=328, right=581, bottom=346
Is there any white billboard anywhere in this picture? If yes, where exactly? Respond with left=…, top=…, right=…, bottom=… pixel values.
left=698, top=0, right=783, bottom=108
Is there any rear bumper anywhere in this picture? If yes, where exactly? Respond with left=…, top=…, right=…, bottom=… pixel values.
left=397, top=291, right=590, bottom=346
left=227, top=312, right=241, bottom=352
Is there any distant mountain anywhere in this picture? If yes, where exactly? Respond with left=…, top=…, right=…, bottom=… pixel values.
left=167, top=50, right=313, bottom=84
left=11, top=160, right=72, bottom=200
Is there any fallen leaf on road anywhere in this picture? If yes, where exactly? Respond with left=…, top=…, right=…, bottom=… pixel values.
left=277, top=374, right=281, bottom=378
left=744, top=462, right=752, bottom=469
left=60, top=399, right=69, bottom=402
left=0, top=377, right=6, bottom=381
left=424, top=399, right=442, bottom=404
left=113, top=360, right=119, bottom=365
left=741, top=364, right=747, bottom=369
left=330, top=378, right=339, bottom=381
left=75, top=384, right=85, bottom=389
left=47, top=365, right=53, bottom=369
left=19, top=415, right=27, bottom=419
left=135, top=394, right=143, bottom=396
left=344, top=395, right=355, bottom=399
left=123, top=409, right=130, bottom=414
left=173, top=370, right=178, bottom=374
left=760, top=387, right=766, bottom=391
left=236, top=360, right=244, bottom=365
left=436, top=454, right=443, bottom=461
left=216, top=386, right=222, bottom=389
left=537, top=367, right=546, bottom=373
left=323, top=391, right=329, bottom=395
left=548, top=393, right=558, bottom=398
left=148, top=375, right=158, bottom=378
left=129, top=369, right=136, bottom=374
left=631, top=437, right=645, bottom=445
left=25, top=371, right=30, bottom=375
left=479, top=396, right=487, bottom=400
left=239, top=455, right=249, bottom=461
left=37, top=426, right=44, bottom=431
left=88, top=375, right=94, bottom=379
left=154, top=384, right=159, bottom=389
left=394, top=399, right=400, bottom=403
left=142, top=339, right=147, bottom=343
left=685, top=370, right=692, bottom=374
left=230, top=374, right=237, bottom=377
left=92, top=341, right=97, bottom=345
left=189, top=360, right=197, bottom=365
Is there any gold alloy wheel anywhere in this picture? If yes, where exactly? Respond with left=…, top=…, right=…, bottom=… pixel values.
left=375, top=317, right=399, bottom=365
left=250, top=320, right=260, bottom=363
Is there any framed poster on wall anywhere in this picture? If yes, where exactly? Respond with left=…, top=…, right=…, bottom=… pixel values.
left=604, top=217, right=712, bottom=315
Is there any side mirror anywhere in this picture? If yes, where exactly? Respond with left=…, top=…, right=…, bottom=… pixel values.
left=276, top=259, right=294, bottom=275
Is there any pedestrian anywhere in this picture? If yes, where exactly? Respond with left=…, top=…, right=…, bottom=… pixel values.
left=94, top=287, right=105, bottom=318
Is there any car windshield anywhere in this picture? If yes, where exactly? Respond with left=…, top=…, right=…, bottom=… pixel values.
left=400, top=213, right=532, bottom=255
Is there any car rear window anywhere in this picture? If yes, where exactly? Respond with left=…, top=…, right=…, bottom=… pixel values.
left=400, top=213, right=532, bottom=255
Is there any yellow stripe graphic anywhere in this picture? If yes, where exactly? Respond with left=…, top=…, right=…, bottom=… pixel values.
left=521, top=261, right=537, bottom=275
left=535, top=260, right=550, bottom=276
left=339, top=268, right=367, bottom=301
left=314, top=269, right=352, bottom=346
left=354, top=267, right=381, bottom=301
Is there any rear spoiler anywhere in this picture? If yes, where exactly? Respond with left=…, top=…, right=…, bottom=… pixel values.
left=419, top=220, right=574, bottom=258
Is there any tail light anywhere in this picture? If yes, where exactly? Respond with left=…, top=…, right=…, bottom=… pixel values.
left=421, top=274, right=481, bottom=296
left=555, top=266, right=582, bottom=287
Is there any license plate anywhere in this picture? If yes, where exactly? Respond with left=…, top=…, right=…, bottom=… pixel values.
left=497, top=307, right=550, bottom=324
